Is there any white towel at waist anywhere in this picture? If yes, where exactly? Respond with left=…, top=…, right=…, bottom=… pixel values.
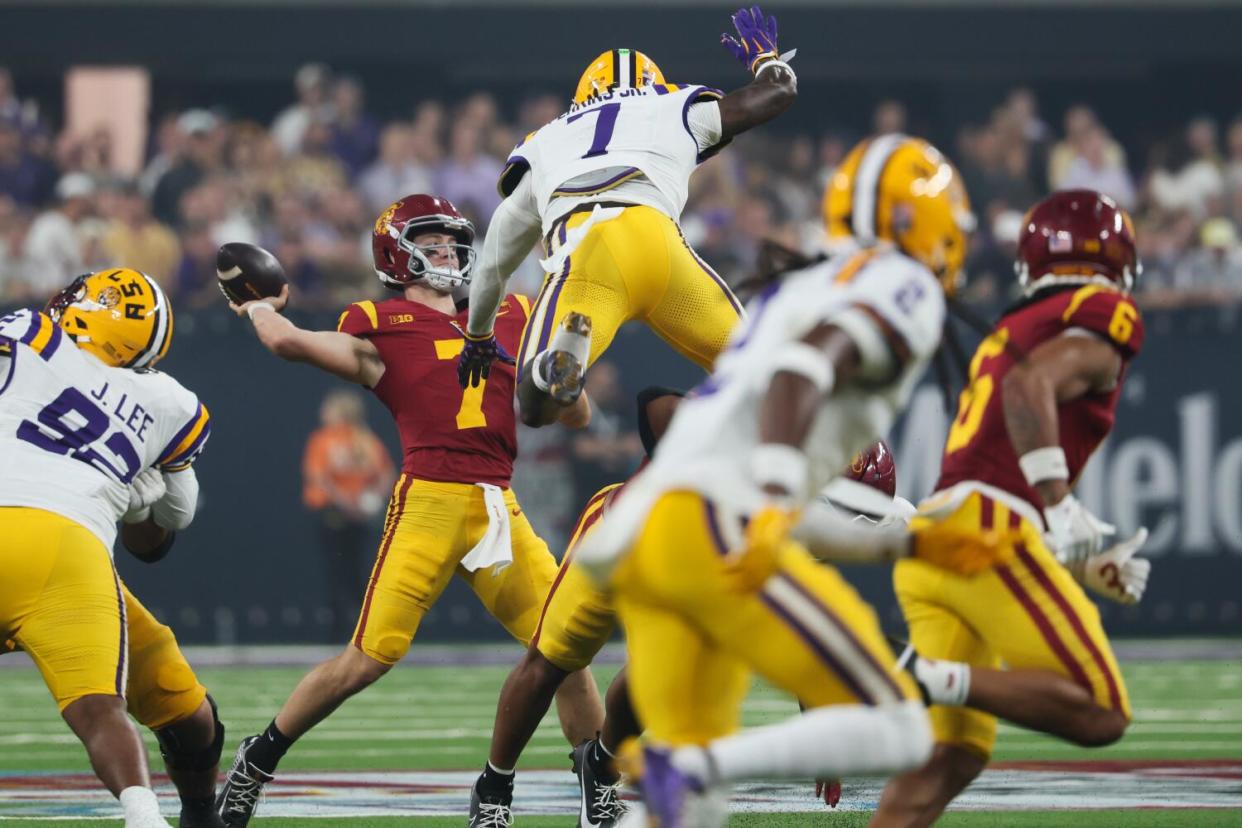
left=459, top=483, right=514, bottom=574
left=539, top=204, right=626, bottom=274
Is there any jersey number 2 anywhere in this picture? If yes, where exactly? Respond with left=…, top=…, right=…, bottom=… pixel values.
left=567, top=103, right=621, bottom=158
left=945, top=327, right=1009, bottom=455
left=435, top=339, right=488, bottom=429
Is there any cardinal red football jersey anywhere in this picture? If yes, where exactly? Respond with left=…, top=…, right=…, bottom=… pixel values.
left=935, top=284, right=1144, bottom=514
left=336, top=294, right=530, bottom=486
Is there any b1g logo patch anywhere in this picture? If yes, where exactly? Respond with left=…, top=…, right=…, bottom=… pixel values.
left=389, top=314, right=414, bottom=325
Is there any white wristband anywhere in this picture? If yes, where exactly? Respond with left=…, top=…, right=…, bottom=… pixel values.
left=1019, top=447, right=1069, bottom=486
left=750, top=443, right=809, bottom=503
left=756, top=58, right=796, bottom=85
left=771, top=342, right=836, bottom=393
left=246, top=302, right=275, bottom=321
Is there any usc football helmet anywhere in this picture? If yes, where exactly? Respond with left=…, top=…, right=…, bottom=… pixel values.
left=824, top=135, right=975, bottom=294
left=1016, top=189, right=1140, bottom=294
left=573, top=49, right=666, bottom=105
left=45, top=268, right=173, bottom=369
left=371, top=194, right=476, bottom=293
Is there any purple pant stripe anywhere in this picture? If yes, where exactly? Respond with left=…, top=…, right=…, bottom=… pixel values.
left=776, top=573, right=904, bottom=702
left=759, top=591, right=877, bottom=706
left=702, top=499, right=731, bottom=556
left=681, top=233, right=742, bottom=316
left=112, top=569, right=126, bottom=697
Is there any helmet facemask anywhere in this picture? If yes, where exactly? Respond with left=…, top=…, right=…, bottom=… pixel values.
left=396, top=218, right=476, bottom=293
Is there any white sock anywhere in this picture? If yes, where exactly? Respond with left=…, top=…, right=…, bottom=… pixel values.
left=531, top=353, right=552, bottom=392
left=913, top=657, right=971, bottom=706
left=119, top=786, right=166, bottom=826
left=677, top=701, right=932, bottom=783
left=487, top=760, right=515, bottom=776
left=549, top=319, right=591, bottom=366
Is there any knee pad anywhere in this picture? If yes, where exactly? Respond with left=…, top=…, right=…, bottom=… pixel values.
left=156, top=693, right=225, bottom=772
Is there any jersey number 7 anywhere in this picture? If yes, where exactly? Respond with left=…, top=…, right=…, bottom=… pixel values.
left=567, top=103, right=621, bottom=159
left=435, top=338, right=488, bottom=429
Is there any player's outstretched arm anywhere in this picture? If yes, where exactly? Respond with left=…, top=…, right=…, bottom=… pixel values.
left=717, top=5, right=797, bottom=140
left=467, top=175, right=542, bottom=339
left=233, top=287, right=385, bottom=387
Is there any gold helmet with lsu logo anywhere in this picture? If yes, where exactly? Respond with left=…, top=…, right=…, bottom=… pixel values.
left=45, top=268, right=173, bottom=369
left=573, top=48, right=666, bottom=105
left=824, top=135, right=975, bottom=293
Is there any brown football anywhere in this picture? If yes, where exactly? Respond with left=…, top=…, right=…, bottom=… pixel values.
left=216, top=242, right=288, bottom=304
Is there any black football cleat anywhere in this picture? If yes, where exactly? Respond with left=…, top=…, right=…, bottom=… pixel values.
left=215, top=736, right=274, bottom=827
left=178, top=803, right=227, bottom=828
left=887, top=635, right=931, bottom=706
left=571, top=738, right=629, bottom=828
left=468, top=773, right=514, bottom=828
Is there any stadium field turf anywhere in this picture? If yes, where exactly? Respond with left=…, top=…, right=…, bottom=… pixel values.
left=2, top=657, right=1240, bottom=824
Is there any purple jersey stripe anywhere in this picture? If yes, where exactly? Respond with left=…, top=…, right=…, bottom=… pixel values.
left=552, top=167, right=642, bottom=196
left=775, top=572, right=905, bottom=702
left=38, top=323, right=62, bottom=361
left=760, top=591, right=876, bottom=706
left=19, top=312, right=42, bottom=345
left=157, top=404, right=205, bottom=465
left=163, top=419, right=212, bottom=468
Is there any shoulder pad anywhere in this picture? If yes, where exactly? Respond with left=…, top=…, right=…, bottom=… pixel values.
left=1059, top=286, right=1144, bottom=357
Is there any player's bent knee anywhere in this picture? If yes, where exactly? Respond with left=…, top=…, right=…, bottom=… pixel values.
left=338, top=646, right=393, bottom=694
left=1072, top=707, right=1129, bottom=748
left=155, top=694, right=225, bottom=772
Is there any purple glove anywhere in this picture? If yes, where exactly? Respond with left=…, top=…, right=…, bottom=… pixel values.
left=721, top=5, right=780, bottom=73
left=453, top=323, right=515, bottom=389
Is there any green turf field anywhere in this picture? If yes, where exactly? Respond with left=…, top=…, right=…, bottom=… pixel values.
left=3, top=657, right=1241, bottom=824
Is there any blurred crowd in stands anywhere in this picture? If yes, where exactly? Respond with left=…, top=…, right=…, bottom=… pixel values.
left=4, top=61, right=1240, bottom=556
left=4, top=63, right=1242, bottom=315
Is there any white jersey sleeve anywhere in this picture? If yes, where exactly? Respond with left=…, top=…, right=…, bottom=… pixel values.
left=500, top=83, right=729, bottom=231
left=0, top=310, right=210, bottom=551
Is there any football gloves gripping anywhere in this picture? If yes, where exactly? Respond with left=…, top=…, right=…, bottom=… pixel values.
left=1043, top=494, right=1115, bottom=564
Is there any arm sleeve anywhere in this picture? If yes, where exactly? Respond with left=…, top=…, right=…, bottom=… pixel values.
left=790, top=499, right=908, bottom=564
left=152, top=467, right=199, bottom=530
left=467, top=174, right=542, bottom=336
left=1060, top=288, right=1144, bottom=358
left=686, top=101, right=724, bottom=154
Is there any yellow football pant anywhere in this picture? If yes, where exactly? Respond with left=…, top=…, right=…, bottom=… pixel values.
left=123, top=584, right=207, bottom=730
left=532, top=484, right=621, bottom=672
left=894, top=490, right=1130, bottom=759
left=1, top=508, right=128, bottom=710
left=353, top=476, right=559, bottom=664
left=611, top=491, right=918, bottom=746
left=516, top=205, right=743, bottom=373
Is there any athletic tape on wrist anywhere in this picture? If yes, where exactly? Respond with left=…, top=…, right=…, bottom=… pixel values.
left=750, top=443, right=809, bottom=502
left=771, top=342, right=835, bottom=393
left=246, top=302, right=275, bottom=321
left=1019, top=447, right=1069, bottom=486
left=756, top=58, right=795, bottom=83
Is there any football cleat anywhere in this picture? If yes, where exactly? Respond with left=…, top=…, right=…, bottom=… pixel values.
left=215, top=736, right=274, bottom=827
left=571, top=738, right=629, bottom=827
left=617, top=742, right=726, bottom=828
left=468, top=775, right=514, bottom=828
left=537, top=312, right=592, bottom=405
left=178, top=803, right=227, bottom=828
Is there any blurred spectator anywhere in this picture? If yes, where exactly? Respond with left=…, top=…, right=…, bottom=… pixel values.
left=21, top=173, right=95, bottom=296
left=434, top=122, right=502, bottom=229
left=357, top=124, right=433, bottom=214
left=275, top=232, right=330, bottom=307
left=1168, top=218, right=1242, bottom=304
left=0, top=68, right=17, bottom=123
left=1054, top=126, right=1136, bottom=210
left=569, top=361, right=642, bottom=514
left=1048, top=105, right=1126, bottom=189
left=873, top=99, right=907, bottom=135
left=0, top=193, right=36, bottom=299
left=329, top=75, right=379, bottom=177
left=151, top=109, right=222, bottom=226
left=280, top=119, right=348, bottom=200
left=1226, top=118, right=1242, bottom=216
left=302, top=388, right=395, bottom=641
left=272, top=62, right=333, bottom=157
left=101, top=181, right=181, bottom=287
left=0, top=117, right=51, bottom=207
left=171, top=221, right=223, bottom=307
left=1149, top=117, right=1224, bottom=221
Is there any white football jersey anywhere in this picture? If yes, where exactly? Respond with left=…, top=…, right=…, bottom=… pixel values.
left=583, top=248, right=944, bottom=566
left=0, top=309, right=210, bottom=551
left=499, top=83, right=726, bottom=232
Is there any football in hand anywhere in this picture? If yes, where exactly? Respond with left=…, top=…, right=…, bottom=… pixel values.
left=216, top=242, right=288, bottom=305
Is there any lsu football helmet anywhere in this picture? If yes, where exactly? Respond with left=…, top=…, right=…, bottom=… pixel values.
left=371, top=194, right=476, bottom=293
left=824, top=135, right=975, bottom=293
left=573, top=49, right=666, bottom=105
left=45, top=268, right=173, bottom=369
left=1016, top=189, right=1140, bottom=294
